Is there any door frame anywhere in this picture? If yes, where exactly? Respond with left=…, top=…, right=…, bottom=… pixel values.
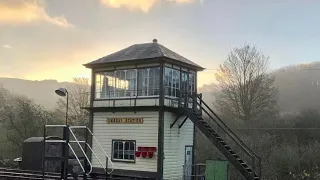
left=184, top=145, right=194, bottom=179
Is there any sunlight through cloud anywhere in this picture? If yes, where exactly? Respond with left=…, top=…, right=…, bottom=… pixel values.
left=0, top=0, right=72, bottom=28
left=100, top=0, right=199, bottom=12
left=2, top=44, right=12, bottom=49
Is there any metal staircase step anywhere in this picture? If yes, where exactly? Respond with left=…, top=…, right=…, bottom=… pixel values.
left=224, top=145, right=231, bottom=150
left=185, top=100, right=261, bottom=180
left=245, top=168, right=253, bottom=173
left=220, top=141, right=227, bottom=145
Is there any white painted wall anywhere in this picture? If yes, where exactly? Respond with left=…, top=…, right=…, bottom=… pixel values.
left=91, top=111, right=159, bottom=172
left=163, top=112, right=194, bottom=179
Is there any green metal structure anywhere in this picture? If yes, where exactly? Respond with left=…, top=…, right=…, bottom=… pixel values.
left=205, top=160, right=229, bottom=180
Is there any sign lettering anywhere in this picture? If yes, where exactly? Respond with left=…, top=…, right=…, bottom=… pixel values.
left=106, top=118, right=144, bottom=124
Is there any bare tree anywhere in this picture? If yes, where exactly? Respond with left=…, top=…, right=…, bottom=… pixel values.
left=56, top=77, right=90, bottom=125
left=215, top=44, right=278, bottom=122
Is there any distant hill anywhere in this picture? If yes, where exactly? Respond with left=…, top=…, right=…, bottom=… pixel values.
left=0, top=78, right=69, bottom=110
left=273, top=62, right=320, bottom=112
left=198, top=61, right=320, bottom=113
left=2, top=61, right=320, bottom=112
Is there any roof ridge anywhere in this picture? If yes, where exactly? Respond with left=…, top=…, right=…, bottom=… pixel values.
left=84, top=41, right=204, bottom=70
left=154, top=42, right=165, bottom=57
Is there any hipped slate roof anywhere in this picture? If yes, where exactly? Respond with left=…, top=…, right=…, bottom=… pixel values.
left=84, top=39, right=204, bottom=70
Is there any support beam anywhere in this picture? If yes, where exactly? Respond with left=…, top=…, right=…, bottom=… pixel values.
left=178, top=116, right=188, bottom=129
left=170, top=113, right=182, bottom=129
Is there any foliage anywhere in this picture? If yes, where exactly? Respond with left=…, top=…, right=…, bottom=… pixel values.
left=195, top=109, right=320, bottom=180
left=214, top=44, right=278, bottom=122
left=0, top=88, right=61, bottom=158
left=56, top=77, right=90, bottom=126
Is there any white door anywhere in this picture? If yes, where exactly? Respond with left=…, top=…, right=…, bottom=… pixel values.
left=184, top=146, right=193, bottom=180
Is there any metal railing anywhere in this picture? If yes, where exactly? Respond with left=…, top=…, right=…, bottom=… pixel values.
left=95, top=88, right=160, bottom=100
left=68, top=127, right=92, bottom=175
left=69, top=126, right=114, bottom=174
left=183, top=164, right=206, bottom=180
left=179, top=92, right=262, bottom=178
left=43, top=125, right=114, bottom=179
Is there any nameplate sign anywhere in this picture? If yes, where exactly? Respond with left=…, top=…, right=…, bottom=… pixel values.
left=107, top=118, right=144, bottom=124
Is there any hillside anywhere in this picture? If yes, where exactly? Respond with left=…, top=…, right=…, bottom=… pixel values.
left=2, top=62, right=320, bottom=112
left=198, top=61, right=320, bottom=113
left=0, top=78, right=69, bottom=110
left=273, top=62, right=320, bottom=112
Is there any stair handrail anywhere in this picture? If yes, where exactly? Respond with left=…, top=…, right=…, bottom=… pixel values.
left=194, top=93, right=260, bottom=159
left=86, top=127, right=114, bottom=174
left=68, top=143, right=86, bottom=174
left=69, top=141, right=108, bottom=173
left=187, top=92, right=261, bottom=176
left=189, top=95, right=252, bottom=157
left=68, top=127, right=93, bottom=175
left=69, top=126, right=114, bottom=174
left=85, top=143, right=107, bottom=171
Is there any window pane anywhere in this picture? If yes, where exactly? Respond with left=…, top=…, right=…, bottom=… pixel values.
left=113, top=151, right=118, bottom=159
left=165, top=67, right=173, bottom=96
left=129, top=142, right=134, bottom=150
left=189, top=73, right=195, bottom=93
left=119, top=141, right=123, bottom=150
left=118, top=151, right=124, bottom=159
left=113, top=141, right=119, bottom=150
left=124, top=142, right=130, bottom=150
left=105, top=72, right=115, bottom=98
left=124, top=152, right=129, bottom=159
left=137, top=69, right=148, bottom=96
left=95, top=73, right=103, bottom=99
left=126, top=70, right=136, bottom=97
left=148, top=67, right=160, bottom=96
left=115, top=70, right=126, bottom=97
left=129, top=155, right=135, bottom=160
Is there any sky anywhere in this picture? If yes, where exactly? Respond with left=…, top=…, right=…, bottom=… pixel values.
left=0, top=0, right=320, bottom=87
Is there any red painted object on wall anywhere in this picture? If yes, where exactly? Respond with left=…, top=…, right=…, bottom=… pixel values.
left=135, top=146, right=157, bottom=159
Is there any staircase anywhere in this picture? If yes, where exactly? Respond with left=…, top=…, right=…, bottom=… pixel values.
left=179, top=93, right=261, bottom=180
left=42, top=125, right=114, bottom=180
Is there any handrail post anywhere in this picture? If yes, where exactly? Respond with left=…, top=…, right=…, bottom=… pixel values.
left=259, top=156, right=262, bottom=177
left=63, top=125, right=70, bottom=180
left=42, top=125, right=46, bottom=180
left=178, top=90, right=182, bottom=109
left=184, top=92, right=188, bottom=110
left=105, top=156, right=108, bottom=180
left=252, top=157, right=256, bottom=179
left=84, top=128, right=89, bottom=180
left=193, top=92, right=195, bottom=112
left=199, top=93, right=202, bottom=115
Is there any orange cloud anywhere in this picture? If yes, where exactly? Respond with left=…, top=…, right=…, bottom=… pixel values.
left=0, top=0, right=72, bottom=28
left=100, top=0, right=198, bottom=12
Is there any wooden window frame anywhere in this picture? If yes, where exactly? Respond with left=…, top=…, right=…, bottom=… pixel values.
left=111, top=139, right=136, bottom=163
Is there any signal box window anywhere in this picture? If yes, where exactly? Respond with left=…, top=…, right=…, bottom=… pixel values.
left=112, top=140, right=135, bottom=162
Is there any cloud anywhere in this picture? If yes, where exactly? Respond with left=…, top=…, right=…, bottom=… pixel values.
left=99, top=0, right=198, bottom=12
left=2, top=44, right=12, bottom=49
left=0, top=0, right=72, bottom=28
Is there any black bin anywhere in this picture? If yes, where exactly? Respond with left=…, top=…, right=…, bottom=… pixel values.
left=20, top=136, right=63, bottom=172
